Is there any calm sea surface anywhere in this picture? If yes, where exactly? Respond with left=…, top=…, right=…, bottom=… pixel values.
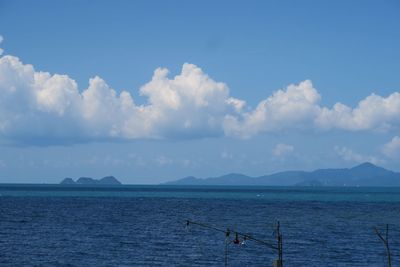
left=1, top=185, right=400, bottom=266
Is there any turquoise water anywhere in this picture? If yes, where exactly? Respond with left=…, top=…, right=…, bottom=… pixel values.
left=1, top=184, right=400, bottom=202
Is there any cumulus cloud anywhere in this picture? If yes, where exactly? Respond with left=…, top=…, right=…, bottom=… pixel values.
left=382, top=136, right=400, bottom=159
left=335, top=146, right=384, bottom=165
left=0, top=55, right=241, bottom=144
left=272, top=143, right=294, bottom=158
left=0, top=49, right=400, bottom=146
left=224, top=80, right=400, bottom=138
left=138, top=63, right=242, bottom=139
left=316, top=93, right=400, bottom=132
left=223, top=80, right=321, bottom=138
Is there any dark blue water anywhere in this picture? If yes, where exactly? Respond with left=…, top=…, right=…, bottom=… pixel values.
left=1, top=185, right=400, bottom=266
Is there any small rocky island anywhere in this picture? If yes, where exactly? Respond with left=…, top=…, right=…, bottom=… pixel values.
left=60, top=176, right=122, bottom=185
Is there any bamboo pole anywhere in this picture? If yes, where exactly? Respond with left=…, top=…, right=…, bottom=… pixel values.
left=373, top=224, right=391, bottom=267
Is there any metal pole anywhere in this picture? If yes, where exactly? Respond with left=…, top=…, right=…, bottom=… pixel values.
left=225, top=228, right=229, bottom=267
left=279, top=234, right=283, bottom=267
left=276, top=221, right=283, bottom=267
left=186, top=220, right=278, bottom=250
left=225, top=237, right=228, bottom=267
left=186, top=220, right=280, bottom=266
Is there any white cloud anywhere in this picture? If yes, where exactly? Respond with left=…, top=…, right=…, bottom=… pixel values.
left=0, top=49, right=400, bottom=146
left=0, top=56, right=241, bottom=144
left=224, top=80, right=400, bottom=138
left=223, top=80, right=321, bottom=138
left=316, top=93, right=400, bottom=132
left=0, top=35, right=3, bottom=56
left=382, top=136, right=400, bottom=159
left=335, top=146, right=384, bottom=165
left=156, top=155, right=173, bottom=166
left=272, top=143, right=294, bottom=158
left=138, top=63, right=241, bottom=139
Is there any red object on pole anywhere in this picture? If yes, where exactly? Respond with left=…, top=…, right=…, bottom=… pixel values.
left=233, top=232, right=240, bottom=244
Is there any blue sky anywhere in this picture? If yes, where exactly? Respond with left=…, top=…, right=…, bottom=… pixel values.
left=0, top=0, right=399, bottom=183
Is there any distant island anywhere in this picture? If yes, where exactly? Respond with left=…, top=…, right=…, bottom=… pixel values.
left=165, top=162, right=400, bottom=187
left=60, top=176, right=122, bottom=185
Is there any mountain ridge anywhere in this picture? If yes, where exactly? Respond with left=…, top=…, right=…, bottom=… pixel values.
left=165, top=163, right=400, bottom=187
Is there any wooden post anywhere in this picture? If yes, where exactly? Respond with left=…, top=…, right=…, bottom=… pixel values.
left=374, top=224, right=391, bottom=267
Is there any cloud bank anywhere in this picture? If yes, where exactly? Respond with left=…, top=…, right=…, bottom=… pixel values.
left=272, top=143, right=294, bottom=158
left=382, top=136, right=400, bottom=159
left=334, top=146, right=384, bottom=165
left=0, top=51, right=399, bottom=145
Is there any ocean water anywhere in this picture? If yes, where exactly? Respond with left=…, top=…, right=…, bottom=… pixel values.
left=0, top=185, right=400, bottom=266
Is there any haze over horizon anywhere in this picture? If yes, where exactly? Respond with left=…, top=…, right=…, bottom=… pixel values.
left=0, top=0, right=400, bottom=184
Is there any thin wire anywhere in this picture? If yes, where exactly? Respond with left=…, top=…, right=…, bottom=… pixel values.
left=186, top=220, right=278, bottom=250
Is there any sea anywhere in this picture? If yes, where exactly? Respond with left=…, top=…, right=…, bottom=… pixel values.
left=0, top=185, right=399, bottom=266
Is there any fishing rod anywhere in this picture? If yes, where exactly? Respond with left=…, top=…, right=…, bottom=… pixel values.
left=185, top=219, right=283, bottom=267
